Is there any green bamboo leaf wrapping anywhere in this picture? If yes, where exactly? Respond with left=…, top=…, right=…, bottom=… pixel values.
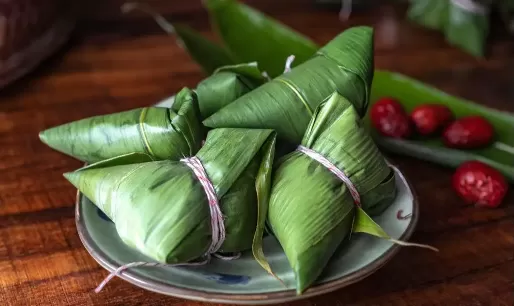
left=205, top=0, right=318, bottom=77
left=263, top=92, right=396, bottom=294
left=252, top=131, right=278, bottom=280
left=66, top=127, right=276, bottom=263
left=204, top=26, right=374, bottom=144
left=78, top=152, right=156, bottom=170
left=40, top=88, right=204, bottom=163
left=172, top=62, right=267, bottom=119
left=368, top=70, right=514, bottom=181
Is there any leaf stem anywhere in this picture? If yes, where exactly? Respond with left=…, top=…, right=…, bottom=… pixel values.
left=389, top=239, right=439, bottom=252
left=121, top=2, right=175, bottom=34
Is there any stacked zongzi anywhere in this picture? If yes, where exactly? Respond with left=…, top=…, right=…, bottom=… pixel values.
left=40, top=62, right=267, bottom=163
left=254, top=91, right=434, bottom=294
left=66, top=128, right=276, bottom=263
left=203, top=26, right=374, bottom=144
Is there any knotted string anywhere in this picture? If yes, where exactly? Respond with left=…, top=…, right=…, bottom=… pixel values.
left=182, top=156, right=225, bottom=254
left=94, top=156, right=235, bottom=293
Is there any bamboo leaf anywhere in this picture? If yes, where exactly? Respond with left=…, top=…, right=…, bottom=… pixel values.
left=197, top=128, right=274, bottom=197
left=266, top=92, right=396, bottom=294
left=173, top=62, right=268, bottom=119
left=352, top=207, right=390, bottom=238
left=78, top=153, right=155, bottom=171
left=204, top=26, right=375, bottom=144
left=67, top=127, right=277, bottom=263
left=353, top=207, right=439, bottom=252
left=40, top=88, right=204, bottom=163
left=204, top=0, right=318, bottom=77
left=252, top=131, right=282, bottom=283
left=122, top=2, right=236, bottom=74
left=367, top=70, right=514, bottom=182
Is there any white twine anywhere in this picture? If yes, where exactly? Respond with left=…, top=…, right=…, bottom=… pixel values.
left=94, top=156, right=233, bottom=293
left=284, top=55, right=295, bottom=73
left=339, top=0, right=352, bottom=21
left=95, top=259, right=208, bottom=293
left=297, top=145, right=361, bottom=206
left=181, top=156, right=226, bottom=254
left=451, top=0, right=488, bottom=15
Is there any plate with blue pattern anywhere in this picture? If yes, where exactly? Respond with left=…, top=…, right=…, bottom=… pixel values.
left=76, top=160, right=420, bottom=305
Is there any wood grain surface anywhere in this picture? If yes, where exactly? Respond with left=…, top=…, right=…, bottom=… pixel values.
left=1, top=0, right=513, bottom=305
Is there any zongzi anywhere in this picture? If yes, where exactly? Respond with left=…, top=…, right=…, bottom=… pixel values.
left=66, top=128, right=276, bottom=264
left=39, top=87, right=204, bottom=163
left=255, top=91, right=435, bottom=294
left=203, top=26, right=374, bottom=144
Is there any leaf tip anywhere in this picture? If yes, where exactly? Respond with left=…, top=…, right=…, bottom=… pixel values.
left=63, top=171, right=79, bottom=188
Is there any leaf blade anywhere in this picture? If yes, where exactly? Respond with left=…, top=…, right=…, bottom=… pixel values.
left=122, top=2, right=236, bottom=74
left=205, top=0, right=318, bottom=77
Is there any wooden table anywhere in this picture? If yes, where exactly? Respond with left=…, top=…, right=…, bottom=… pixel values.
left=1, top=1, right=513, bottom=305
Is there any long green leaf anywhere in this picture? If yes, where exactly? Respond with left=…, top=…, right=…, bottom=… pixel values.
left=252, top=130, right=281, bottom=282
left=205, top=0, right=318, bottom=77
left=122, top=2, right=236, bottom=74
left=367, top=70, right=514, bottom=182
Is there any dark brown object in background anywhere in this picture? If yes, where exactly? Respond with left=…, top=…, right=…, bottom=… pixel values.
left=0, top=0, right=77, bottom=89
left=0, top=0, right=513, bottom=305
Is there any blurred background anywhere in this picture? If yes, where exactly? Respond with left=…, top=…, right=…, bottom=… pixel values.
left=0, top=0, right=512, bottom=95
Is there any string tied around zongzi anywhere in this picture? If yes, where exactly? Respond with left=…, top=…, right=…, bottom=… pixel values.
left=297, top=145, right=361, bottom=206
left=296, top=145, right=438, bottom=252
left=181, top=156, right=226, bottom=254
left=94, top=156, right=236, bottom=293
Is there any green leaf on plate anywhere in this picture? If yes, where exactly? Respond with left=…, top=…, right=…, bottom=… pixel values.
left=367, top=70, right=514, bottom=182
left=122, top=2, right=236, bottom=74
left=204, top=0, right=319, bottom=77
left=353, top=207, right=438, bottom=252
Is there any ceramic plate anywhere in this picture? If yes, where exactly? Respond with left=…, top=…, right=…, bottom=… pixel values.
left=76, top=161, right=419, bottom=305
